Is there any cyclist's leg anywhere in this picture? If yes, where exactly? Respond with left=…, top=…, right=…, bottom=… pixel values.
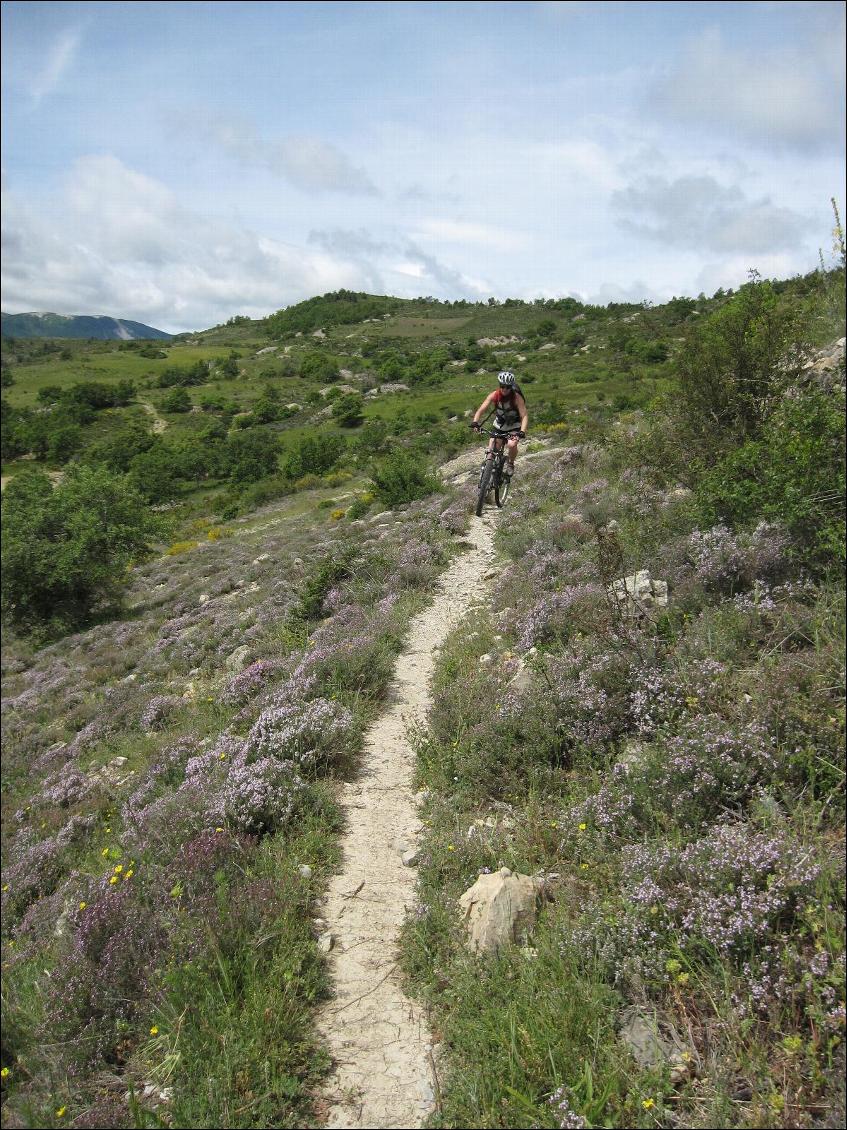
left=506, top=434, right=519, bottom=469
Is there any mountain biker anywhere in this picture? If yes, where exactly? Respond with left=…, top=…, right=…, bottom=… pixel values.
left=471, top=371, right=528, bottom=477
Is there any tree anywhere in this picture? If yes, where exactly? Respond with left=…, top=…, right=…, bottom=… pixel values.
left=223, top=429, right=280, bottom=483
left=163, top=387, right=191, bottom=413
left=127, top=442, right=183, bottom=502
left=1, top=465, right=162, bottom=630
left=331, top=392, right=365, bottom=427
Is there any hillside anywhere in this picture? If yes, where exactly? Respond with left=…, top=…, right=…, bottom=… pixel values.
left=1, top=312, right=173, bottom=341
left=1, top=265, right=844, bottom=1129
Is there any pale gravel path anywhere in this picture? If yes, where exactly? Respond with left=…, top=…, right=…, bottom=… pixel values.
left=140, top=399, right=168, bottom=433
left=315, top=511, right=499, bottom=1129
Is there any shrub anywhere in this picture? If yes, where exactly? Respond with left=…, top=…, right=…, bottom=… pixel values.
left=369, top=449, right=440, bottom=508
left=223, top=429, right=280, bottom=483
left=1, top=465, right=162, bottom=630
left=669, top=276, right=809, bottom=462
left=694, top=386, right=845, bottom=575
left=162, top=386, right=191, bottom=413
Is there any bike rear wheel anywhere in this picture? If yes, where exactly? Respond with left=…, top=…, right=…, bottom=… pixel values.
left=475, top=455, right=494, bottom=517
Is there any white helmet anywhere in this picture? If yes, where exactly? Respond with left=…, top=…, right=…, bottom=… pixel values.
left=497, top=370, right=516, bottom=389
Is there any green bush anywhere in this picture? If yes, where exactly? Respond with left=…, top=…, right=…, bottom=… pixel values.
left=223, top=429, right=280, bottom=483
left=1, top=465, right=162, bottom=630
left=670, top=277, right=808, bottom=463
left=331, top=392, right=364, bottom=427
left=162, top=386, right=192, bottom=413
left=369, top=449, right=440, bottom=508
left=695, top=386, right=846, bottom=574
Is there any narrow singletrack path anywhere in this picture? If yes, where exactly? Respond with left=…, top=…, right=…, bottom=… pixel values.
left=315, top=512, right=498, bottom=1129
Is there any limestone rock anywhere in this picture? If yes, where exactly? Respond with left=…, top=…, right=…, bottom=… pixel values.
left=609, top=570, right=668, bottom=619
left=225, top=645, right=250, bottom=674
left=509, top=665, right=536, bottom=695
left=458, top=867, right=541, bottom=954
left=618, top=1007, right=696, bottom=1084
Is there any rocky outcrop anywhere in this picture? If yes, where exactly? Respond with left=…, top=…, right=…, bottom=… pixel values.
left=609, top=570, right=668, bottom=619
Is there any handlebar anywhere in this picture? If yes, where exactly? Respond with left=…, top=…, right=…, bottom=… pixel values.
left=471, top=424, right=524, bottom=438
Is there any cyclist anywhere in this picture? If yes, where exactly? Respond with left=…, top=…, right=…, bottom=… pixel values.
left=471, top=370, right=528, bottom=477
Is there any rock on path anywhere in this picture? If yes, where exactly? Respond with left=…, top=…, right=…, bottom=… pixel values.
left=315, top=512, right=498, bottom=1129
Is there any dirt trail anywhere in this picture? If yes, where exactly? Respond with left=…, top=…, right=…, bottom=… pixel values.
left=140, top=399, right=168, bottom=433
left=315, top=512, right=498, bottom=1129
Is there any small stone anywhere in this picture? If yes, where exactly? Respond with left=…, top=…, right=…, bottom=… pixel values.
left=298, top=864, right=313, bottom=880
left=478, top=653, right=493, bottom=665
left=253, top=553, right=270, bottom=563
left=198, top=593, right=210, bottom=605
left=401, top=849, right=420, bottom=867
left=318, top=931, right=334, bottom=953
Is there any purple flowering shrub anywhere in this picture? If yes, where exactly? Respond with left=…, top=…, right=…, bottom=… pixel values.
left=46, top=875, right=167, bottom=1054
left=622, top=821, right=823, bottom=955
left=565, top=714, right=783, bottom=838
left=559, top=820, right=831, bottom=993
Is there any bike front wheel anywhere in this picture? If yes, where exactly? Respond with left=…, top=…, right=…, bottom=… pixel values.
left=476, top=455, right=494, bottom=517
left=495, top=472, right=510, bottom=507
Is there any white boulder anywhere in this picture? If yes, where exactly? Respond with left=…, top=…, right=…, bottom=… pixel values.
left=458, top=867, right=541, bottom=954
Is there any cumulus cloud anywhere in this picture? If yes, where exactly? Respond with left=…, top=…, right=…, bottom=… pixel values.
left=172, top=110, right=379, bottom=195
left=648, top=23, right=846, bottom=151
left=29, top=26, right=81, bottom=106
left=308, top=226, right=487, bottom=296
left=410, top=218, right=528, bottom=253
left=1, top=156, right=364, bottom=331
left=612, top=174, right=814, bottom=254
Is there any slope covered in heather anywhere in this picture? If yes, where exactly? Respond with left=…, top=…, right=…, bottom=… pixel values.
left=1, top=262, right=844, bottom=1130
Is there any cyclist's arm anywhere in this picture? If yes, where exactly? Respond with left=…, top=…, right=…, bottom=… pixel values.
left=516, top=393, right=529, bottom=434
left=473, top=393, right=496, bottom=425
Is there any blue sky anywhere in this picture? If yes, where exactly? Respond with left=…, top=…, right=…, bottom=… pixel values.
left=2, top=0, right=844, bottom=332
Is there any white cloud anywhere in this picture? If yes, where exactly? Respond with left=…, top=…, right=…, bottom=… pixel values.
left=307, top=225, right=487, bottom=297
left=0, top=157, right=364, bottom=331
left=29, top=26, right=81, bottom=106
left=612, top=174, right=814, bottom=254
left=411, top=218, right=528, bottom=253
left=170, top=109, right=379, bottom=195
left=648, top=23, right=846, bottom=151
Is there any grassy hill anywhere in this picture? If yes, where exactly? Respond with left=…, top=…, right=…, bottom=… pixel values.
left=1, top=264, right=844, bottom=1128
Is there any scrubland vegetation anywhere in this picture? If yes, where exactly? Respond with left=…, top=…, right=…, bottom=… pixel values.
left=1, top=246, right=844, bottom=1128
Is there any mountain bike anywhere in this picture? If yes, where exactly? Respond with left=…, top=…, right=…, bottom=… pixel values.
left=473, top=426, right=521, bottom=517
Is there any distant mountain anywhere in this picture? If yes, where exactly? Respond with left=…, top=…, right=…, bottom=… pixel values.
left=0, top=311, right=173, bottom=340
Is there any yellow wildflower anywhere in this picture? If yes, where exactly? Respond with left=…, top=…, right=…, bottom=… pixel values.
left=215, top=827, right=224, bottom=833
left=79, top=902, right=87, bottom=911
left=578, top=822, right=587, bottom=832
left=447, top=845, right=455, bottom=852
left=123, top=870, right=134, bottom=881
left=114, top=865, right=123, bottom=874
left=1, top=1067, right=9, bottom=1078
left=109, top=876, right=118, bottom=885
left=56, top=1107, right=67, bottom=1118
left=580, top=863, right=589, bottom=870
left=642, top=1098, right=655, bottom=1110
left=101, top=848, right=110, bottom=856
left=150, top=1025, right=159, bottom=1036
left=677, top=972, right=690, bottom=985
